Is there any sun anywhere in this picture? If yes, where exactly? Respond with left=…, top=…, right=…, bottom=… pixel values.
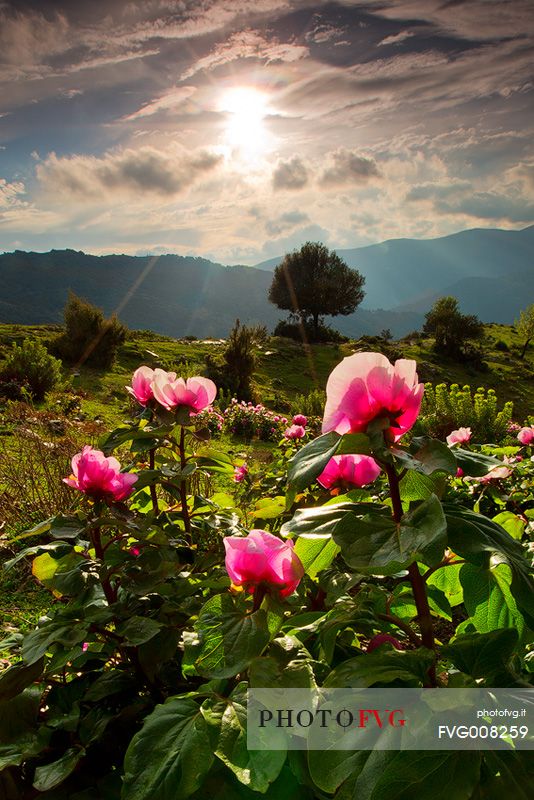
left=219, top=87, right=270, bottom=162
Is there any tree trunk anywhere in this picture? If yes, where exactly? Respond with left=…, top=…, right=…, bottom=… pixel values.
left=520, top=337, right=531, bottom=359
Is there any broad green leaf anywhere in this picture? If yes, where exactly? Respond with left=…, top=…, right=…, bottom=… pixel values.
left=308, top=750, right=369, bottom=794
left=399, top=471, right=444, bottom=503
left=4, top=541, right=73, bottom=571
left=0, top=658, right=44, bottom=702
left=324, top=647, right=435, bottom=687
left=444, top=504, right=534, bottom=629
left=8, top=517, right=53, bottom=543
left=293, top=536, right=339, bottom=579
left=481, top=752, right=533, bottom=800
left=83, top=669, right=137, bottom=702
left=33, top=747, right=86, bottom=792
left=206, top=684, right=285, bottom=792
left=426, top=585, right=452, bottom=622
left=116, top=617, right=163, bottom=645
left=0, top=689, right=44, bottom=770
left=460, top=561, right=528, bottom=640
left=182, top=594, right=271, bottom=679
left=281, top=501, right=384, bottom=540
left=251, top=496, right=286, bottom=520
left=122, top=696, right=213, bottom=800
left=492, top=511, right=526, bottom=540
left=453, top=448, right=503, bottom=477
left=337, top=750, right=481, bottom=800
left=442, top=628, right=518, bottom=682
left=50, top=514, right=86, bottom=539
left=336, top=432, right=372, bottom=456
left=100, top=424, right=162, bottom=454
left=410, top=437, right=457, bottom=475
left=287, top=431, right=341, bottom=491
left=22, top=622, right=89, bottom=666
left=334, top=495, right=446, bottom=575
left=426, top=563, right=464, bottom=607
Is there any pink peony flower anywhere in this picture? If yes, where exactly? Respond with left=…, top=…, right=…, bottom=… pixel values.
left=233, top=464, right=248, bottom=483
left=479, top=466, right=512, bottom=483
left=127, top=366, right=155, bottom=406
left=224, top=530, right=304, bottom=598
left=366, top=633, right=405, bottom=653
left=317, top=454, right=381, bottom=489
left=322, top=353, right=424, bottom=443
left=151, top=369, right=216, bottom=413
left=283, top=424, right=306, bottom=440
left=63, top=446, right=138, bottom=502
left=446, top=427, right=472, bottom=446
left=455, top=467, right=464, bottom=478
left=292, top=414, right=308, bottom=426
left=517, top=426, right=534, bottom=445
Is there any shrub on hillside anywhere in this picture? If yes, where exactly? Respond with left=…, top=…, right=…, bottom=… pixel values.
left=0, top=338, right=62, bottom=401
left=206, top=320, right=259, bottom=402
left=273, top=318, right=348, bottom=343
left=52, top=292, right=127, bottom=370
left=290, top=388, right=326, bottom=418
left=417, top=382, right=514, bottom=442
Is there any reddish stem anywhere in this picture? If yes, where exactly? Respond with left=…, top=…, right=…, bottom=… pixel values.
left=179, top=427, right=192, bottom=535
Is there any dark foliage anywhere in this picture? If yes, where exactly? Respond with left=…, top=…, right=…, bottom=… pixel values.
left=423, top=296, right=484, bottom=360
left=52, top=292, right=127, bottom=370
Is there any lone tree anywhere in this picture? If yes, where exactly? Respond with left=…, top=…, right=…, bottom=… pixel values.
left=423, top=296, right=483, bottom=358
left=515, top=303, right=534, bottom=359
left=268, top=241, right=365, bottom=340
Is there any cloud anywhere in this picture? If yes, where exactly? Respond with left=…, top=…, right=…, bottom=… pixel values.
left=0, top=177, right=26, bottom=209
left=265, top=210, right=309, bottom=235
left=35, top=145, right=223, bottom=201
left=405, top=179, right=472, bottom=201
left=272, top=156, right=310, bottom=190
left=121, top=87, right=197, bottom=121
left=320, top=149, right=380, bottom=186
left=180, top=29, right=308, bottom=80
left=378, top=30, right=415, bottom=47
left=305, top=22, right=348, bottom=44
left=435, top=191, right=534, bottom=224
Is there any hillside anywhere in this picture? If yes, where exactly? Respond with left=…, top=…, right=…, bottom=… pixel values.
left=0, top=226, right=532, bottom=338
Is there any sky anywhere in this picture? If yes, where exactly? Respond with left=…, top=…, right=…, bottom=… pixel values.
left=0, top=0, right=533, bottom=265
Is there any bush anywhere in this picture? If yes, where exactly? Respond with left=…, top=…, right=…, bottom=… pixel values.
left=0, top=339, right=62, bottom=401
left=206, top=320, right=259, bottom=402
left=417, top=382, right=514, bottom=442
left=52, top=292, right=127, bottom=370
left=273, top=319, right=348, bottom=343
left=290, top=388, right=326, bottom=418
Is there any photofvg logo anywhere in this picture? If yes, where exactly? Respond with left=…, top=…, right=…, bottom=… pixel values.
left=258, top=707, right=406, bottom=730
left=247, top=689, right=534, bottom=751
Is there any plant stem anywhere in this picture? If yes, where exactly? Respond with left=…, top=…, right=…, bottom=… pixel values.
left=384, top=462, right=437, bottom=686
left=179, top=426, right=191, bottom=535
left=89, top=524, right=116, bottom=606
left=148, top=448, right=159, bottom=515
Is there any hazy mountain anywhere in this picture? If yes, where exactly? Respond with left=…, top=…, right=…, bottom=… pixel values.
left=255, top=225, right=534, bottom=317
left=0, top=225, right=532, bottom=339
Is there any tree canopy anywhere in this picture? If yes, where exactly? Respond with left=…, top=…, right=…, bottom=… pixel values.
left=515, top=303, right=534, bottom=359
left=268, top=241, right=365, bottom=339
left=423, top=296, right=483, bottom=358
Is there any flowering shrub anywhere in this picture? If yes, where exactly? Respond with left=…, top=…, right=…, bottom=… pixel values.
left=0, top=354, right=532, bottom=799
left=222, top=398, right=288, bottom=441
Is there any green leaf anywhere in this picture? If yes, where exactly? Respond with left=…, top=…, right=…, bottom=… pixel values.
left=334, top=495, right=446, bottom=575
left=122, top=696, right=214, bottom=800
left=4, top=541, right=73, bottom=571
left=453, top=448, right=503, bottom=477
left=287, top=431, right=341, bottom=491
left=294, top=536, right=339, bottom=579
left=426, top=564, right=464, bottom=607
left=307, top=750, right=369, bottom=794
left=481, top=752, right=533, bottom=800
left=410, top=437, right=458, bottom=475
left=116, top=617, right=163, bottom=645
left=0, top=658, right=44, bottom=702
left=50, top=514, right=86, bottom=539
left=281, top=501, right=379, bottom=539
left=0, top=688, right=45, bottom=769
left=442, top=628, right=519, bottom=682
left=206, top=684, right=285, bottom=793
left=182, top=594, right=271, bottom=679
left=426, top=585, right=452, bottom=622
left=460, top=561, right=528, bottom=640
left=325, top=648, right=435, bottom=687
left=8, top=517, right=53, bottom=543
left=83, top=669, right=137, bottom=702
left=399, top=471, right=445, bottom=503
left=100, top=424, right=162, bottom=454
left=251, top=496, right=286, bottom=520
left=22, top=622, right=89, bottom=666
left=33, top=747, right=86, bottom=792
left=337, top=750, right=481, bottom=800
left=444, top=504, right=534, bottom=629
left=492, top=511, right=526, bottom=540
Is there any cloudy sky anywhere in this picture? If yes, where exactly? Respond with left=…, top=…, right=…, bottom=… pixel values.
left=0, top=0, right=533, bottom=264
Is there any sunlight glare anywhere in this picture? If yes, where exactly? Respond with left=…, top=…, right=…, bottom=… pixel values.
left=219, top=87, right=270, bottom=163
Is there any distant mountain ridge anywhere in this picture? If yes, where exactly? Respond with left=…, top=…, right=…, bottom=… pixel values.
left=0, top=226, right=532, bottom=338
